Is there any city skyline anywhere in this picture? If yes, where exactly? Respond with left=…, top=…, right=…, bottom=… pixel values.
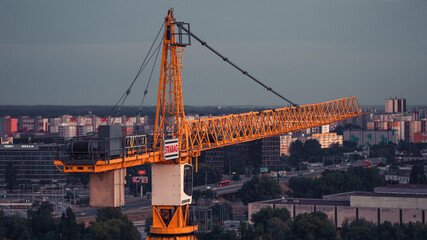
left=1, top=0, right=427, bottom=106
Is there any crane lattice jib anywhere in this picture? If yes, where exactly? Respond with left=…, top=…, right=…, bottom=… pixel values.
left=187, top=96, right=363, bottom=156
left=54, top=96, right=363, bottom=173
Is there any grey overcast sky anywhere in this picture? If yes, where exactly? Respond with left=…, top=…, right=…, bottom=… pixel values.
left=1, top=0, right=426, bottom=107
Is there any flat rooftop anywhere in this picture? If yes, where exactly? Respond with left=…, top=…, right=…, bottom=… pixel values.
left=374, top=184, right=427, bottom=195
left=352, top=192, right=427, bottom=199
left=256, top=198, right=350, bottom=207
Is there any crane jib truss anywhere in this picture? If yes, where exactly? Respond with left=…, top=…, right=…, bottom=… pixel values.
left=54, top=96, right=363, bottom=173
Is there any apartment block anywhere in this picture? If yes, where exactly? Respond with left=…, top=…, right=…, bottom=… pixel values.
left=34, top=116, right=49, bottom=132
left=280, top=134, right=296, bottom=156
left=0, top=116, right=18, bottom=137
left=18, top=116, right=35, bottom=132
left=261, top=136, right=281, bottom=169
left=58, top=124, right=77, bottom=139
left=385, top=98, right=407, bottom=113
left=311, top=132, right=343, bottom=148
left=343, top=129, right=398, bottom=147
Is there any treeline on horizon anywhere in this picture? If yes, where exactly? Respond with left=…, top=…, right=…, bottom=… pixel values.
left=0, top=105, right=289, bottom=119
left=1, top=104, right=424, bottom=119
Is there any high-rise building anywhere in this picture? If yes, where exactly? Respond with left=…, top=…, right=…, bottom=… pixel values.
left=385, top=98, right=407, bottom=113
left=280, top=134, right=296, bottom=156
left=58, top=124, right=77, bottom=139
left=0, top=118, right=4, bottom=137
left=34, top=116, right=49, bottom=132
left=0, top=143, right=66, bottom=185
left=76, top=125, right=93, bottom=137
left=261, top=136, right=281, bottom=169
left=0, top=116, right=18, bottom=137
left=18, top=116, right=35, bottom=132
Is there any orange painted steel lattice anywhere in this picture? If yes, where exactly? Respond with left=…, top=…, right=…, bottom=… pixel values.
left=186, top=96, right=363, bottom=156
left=54, top=96, right=363, bottom=173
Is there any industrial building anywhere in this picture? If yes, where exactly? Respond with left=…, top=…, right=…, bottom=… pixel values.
left=248, top=185, right=427, bottom=227
left=202, top=136, right=281, bottom=174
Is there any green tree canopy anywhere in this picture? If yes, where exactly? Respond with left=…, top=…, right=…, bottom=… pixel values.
left=290, top=212, right=336, bottom=240
left=196, top=222, right=238, bottom=240
left=27, top=201, right=57, bottom=240
left=303, top=139, right=322, bottom=161
left=2, top=213, right=31, bottom=240
left=2, top=206, right=141, bottom=240
left=239, top=175, right=282, bottom=205
left=410, top=163, right=427, bottom=184
left=239, top=176, right=282, bottom=205
left=340, top=218, right=378, bottom=240
left=89, top=207, right=140, bottom=240
left=288, top=166, right=386, bottom=198
left=59, top=207, right=80, bottom=240
left=251, top=206, right=291, bottom=240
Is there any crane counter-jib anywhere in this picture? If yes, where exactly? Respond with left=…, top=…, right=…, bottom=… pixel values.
left=54, top=96, right=363, bottom=173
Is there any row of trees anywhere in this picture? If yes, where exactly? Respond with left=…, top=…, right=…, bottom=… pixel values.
left=0, top=201, right=140, bottom=240
left=341, top=218, right=427, bottom=240
left=366, top=141, right=427, bottom=165
left=197, top=206, right=427, bottom=240
left=410, top=163, right=427, bottom=184
left=284, top=139, right=359, bottom=168
left=239, top=175, right=282, bottom=205
left=236, top=167, right=386, bottom=205
left=288, top=166, right=386, bottom=198
left=197, top=207, right=335, bottom=240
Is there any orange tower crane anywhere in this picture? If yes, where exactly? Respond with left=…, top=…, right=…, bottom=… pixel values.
left=54, top=9, right=364, bottom=240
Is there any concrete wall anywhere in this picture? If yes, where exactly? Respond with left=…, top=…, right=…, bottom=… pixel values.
left=295, top=204, right=314, bottom=217
left=317, top=205, right=336, bottom=224
left=248, top=203, right=274, bottom=224
left=359, top=207, right=378, bottom=224
left=89, top=168, right=126, bottom=207
left=336, top=206, right=356, bottom=228
left=249, top=201, right=426, bottom=227
left=275, top=203, right=294, bottom=219
left=380, top=208, right=400, bottom=224
left=402, top=209, right=424, bottom=223
left=416, top=198, right=427, bottom=209
left=351, top=195, right=427, bottom=209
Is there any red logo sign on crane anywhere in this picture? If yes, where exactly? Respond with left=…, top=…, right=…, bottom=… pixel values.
left=163, top=138, right=179, bottom=160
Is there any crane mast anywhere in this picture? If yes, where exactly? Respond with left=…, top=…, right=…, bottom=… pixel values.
left=153, top=9, right=188, bottom=158
left=53, top=9, right=364, bottom=240
left=149, top=9, right=197, bottom=239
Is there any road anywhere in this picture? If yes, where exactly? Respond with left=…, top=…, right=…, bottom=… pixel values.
left=194, top=158, right=382, bottom=195
left=73, top=197, right=152, bottom=218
